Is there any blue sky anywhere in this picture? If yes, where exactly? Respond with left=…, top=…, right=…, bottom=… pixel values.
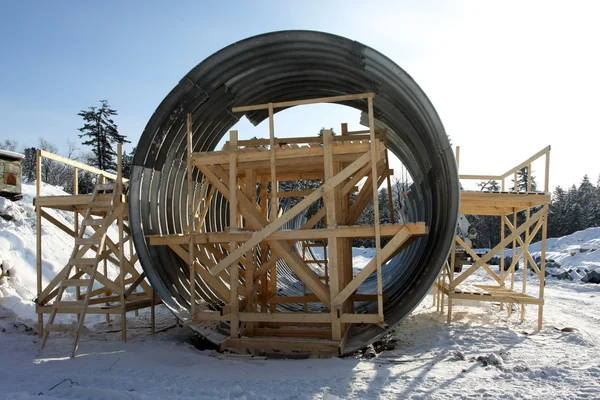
left=1, top=1, right=598, bottom=189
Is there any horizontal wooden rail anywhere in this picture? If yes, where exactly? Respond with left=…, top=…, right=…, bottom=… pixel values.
left=39, top=150, right=129, bottom=184
left=458, top=145, right=551, bottom=192
left=232, top=92, right=376, bottom=112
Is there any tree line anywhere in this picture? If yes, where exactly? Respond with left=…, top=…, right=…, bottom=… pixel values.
left=0, top=100, right=134, bottom=194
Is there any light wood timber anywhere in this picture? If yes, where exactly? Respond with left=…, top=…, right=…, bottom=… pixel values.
left=232, top=92, right=375, bottom=112
left=197, top=164, right=332, bottom=307
left=208, top=146, right=378, bottom=276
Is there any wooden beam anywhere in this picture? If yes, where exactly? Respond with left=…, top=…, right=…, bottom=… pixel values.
left=232, top=92, right=375, bottom=112
left=332, top=227, right=412, bottom=308
left=39, top=149, right=129, bottom=184
left=198, top=164, right=332, bottom=307
left=208, top=147, right=375, bottom=276
left=450, top=205, right=547, bottom=289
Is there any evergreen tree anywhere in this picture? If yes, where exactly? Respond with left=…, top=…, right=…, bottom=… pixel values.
left=21, top=147, right=37, bottom=182
left=548, top=186, right=567, bottom=237
left=78, top=100, right=129, bottom=172
left=514, top=166, right=537, bottom=192
left=577, top=174, right=596, bottom=227
left=121, top=147, right=136, bottom=180
left=477, top=180, right=500, bottom=192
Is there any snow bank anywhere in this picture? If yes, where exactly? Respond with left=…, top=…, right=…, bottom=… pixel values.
left=0, top=183, right=123, bottom=323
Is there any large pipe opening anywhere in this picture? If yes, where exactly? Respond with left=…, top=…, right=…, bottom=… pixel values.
left=129, top=30, right=459, bottom=353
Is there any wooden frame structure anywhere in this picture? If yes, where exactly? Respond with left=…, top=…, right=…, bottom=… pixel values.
left=34, top=145, right=158, bottom=347
left=434, top=145, right=551, bottom=329
left=147, top=93, right=428, bottom=355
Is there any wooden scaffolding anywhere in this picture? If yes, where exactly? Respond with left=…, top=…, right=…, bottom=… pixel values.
left=434, top=145, right=551, bottom=329
left=147, top=93, right=428, bottom=355
left=34, top=145, right=157, bottom=355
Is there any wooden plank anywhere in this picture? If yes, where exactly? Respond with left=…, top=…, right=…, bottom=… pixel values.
left=501, top=145, right=551, bottom=179
left=198, top=166, right=329, bottom=306
left=368, top=97, right=384, bottom=324
left=455, top=236, right=503, bottom=285
left=253, top=328, right=331, bottom=339
left=238, top=312, right=330, bottom=323
left=39, top=149, right=129, bottom=183
left=229, top=130, right=240, bottom=338
left=450, top=206, right=547, bottom=289
left=232, top=92, right=375, bottom=112
left=340, top=313, right=382, bottom=324
left=208, top=148, right=375, bottom=276
left=332, top=227, right=412, bottom=307
left=40, top=209, right=76, bottom=237
left=323, top=130, right=342, bottom=340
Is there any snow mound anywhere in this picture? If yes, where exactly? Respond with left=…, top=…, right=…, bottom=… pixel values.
left=0, top=183, right=123, bottom=324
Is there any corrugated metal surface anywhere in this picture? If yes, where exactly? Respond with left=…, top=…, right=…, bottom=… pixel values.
left=129, top=30, right=459, bottom=353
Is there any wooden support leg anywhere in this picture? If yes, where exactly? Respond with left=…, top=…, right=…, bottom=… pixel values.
left=323, top=130, right=342, bottom=340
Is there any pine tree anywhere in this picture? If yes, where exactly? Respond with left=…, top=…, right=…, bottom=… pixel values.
left=577, top=174, right=596, bottom=227
left=477, top=180, right=500, bottom=192
left=514, top=166, right=537, bottom=192
left=78, top=100, right=129, bottom=172
left=121, top=147, right=136, bottom=180
left=21, top=147, right=37, bottom=182
left=548, top=186, right=567, bottom=237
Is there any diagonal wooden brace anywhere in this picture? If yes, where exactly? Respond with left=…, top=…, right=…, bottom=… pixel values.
left=450, top=205, right=547, bottom=290
left=331, top=227, right=412, bottom=308
left=199, top=164, right=332, bottom=307
left=209, top=148, right=375, bottom=276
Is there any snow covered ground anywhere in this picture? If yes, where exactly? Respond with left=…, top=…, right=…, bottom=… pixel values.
left=1, top=184, right=599, bottom=399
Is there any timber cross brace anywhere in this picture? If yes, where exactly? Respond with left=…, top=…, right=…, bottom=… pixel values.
left=146, top=93, right=429, bottom=355
left=434, top=145, right=551, bottom=330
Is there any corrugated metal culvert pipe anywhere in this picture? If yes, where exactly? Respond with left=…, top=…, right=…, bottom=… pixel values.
left=129, top=30, right=460, bottom=354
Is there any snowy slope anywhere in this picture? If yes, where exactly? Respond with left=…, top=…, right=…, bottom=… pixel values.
left=0, top=183, right=126, bottom=323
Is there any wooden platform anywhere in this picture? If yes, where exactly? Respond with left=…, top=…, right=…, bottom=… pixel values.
left=460, top=191, right=550, bottom=216
left=434, top=145, right=551, bottom=329
left=439, top=283, right=544, bottom=305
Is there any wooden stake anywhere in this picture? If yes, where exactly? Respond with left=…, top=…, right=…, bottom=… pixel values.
left=323, top=130, right=341, bottom=340
left=367, top=97, right=384, bottom=323
left=229, top=130, right=240, bottom=338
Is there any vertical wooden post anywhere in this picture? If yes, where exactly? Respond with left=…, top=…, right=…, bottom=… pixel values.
left=36, top=150, right=43, bottom=336
left=447, top=243, right=455, bottom=323
left=187, top=113, right=197, bottom=322
left=243, top=167, right=256, bottom=335
left=117, top=144, right=127, bottom=340
left=323, top=130, right=341, bottom=340
left=455, top=146, right=460, bottom=170
left=544, top=149, right=551, bottom=192
left=500, top=213, right=506, bottom=311
left=267, top=104, right=278, bottom=306
left=379, top=130, right=394, bottom=224
left=229, top=130, right=240, bottom=338
left=509, top=208, right=517, bottom=316
left=257, top=176, right=268, bottom=312
left=538, top=208, right=548, bottom=330
left=74, top=167, right=80, bottom=307
left=367, top=97, right=384, bottom=324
